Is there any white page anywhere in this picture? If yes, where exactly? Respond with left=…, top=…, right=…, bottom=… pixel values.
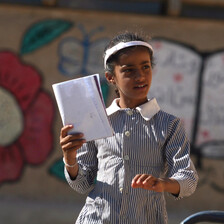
left=52, top=74, right=113, bottom=142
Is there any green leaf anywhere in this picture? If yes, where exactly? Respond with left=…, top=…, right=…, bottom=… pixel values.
left=49, top=158, right=66, bottom=181
left=20, top=19, right=73, bottom=55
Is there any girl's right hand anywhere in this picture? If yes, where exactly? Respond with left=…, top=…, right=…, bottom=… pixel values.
left=60, top=125, right=86, bottom=166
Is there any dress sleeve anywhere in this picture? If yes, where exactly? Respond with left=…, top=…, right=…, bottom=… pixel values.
left=165, top=117, right=198, bottom=199
left=64, top=141, right=98, bottom=194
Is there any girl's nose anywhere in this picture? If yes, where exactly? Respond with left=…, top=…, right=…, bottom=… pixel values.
left=134, top=69, right=145, bottom=80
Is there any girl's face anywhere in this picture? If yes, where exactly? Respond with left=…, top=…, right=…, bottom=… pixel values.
left=107, top=46, right=152, bottom=108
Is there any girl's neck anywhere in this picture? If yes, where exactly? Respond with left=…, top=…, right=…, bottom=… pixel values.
left=118, top=98, right=148, bottom=109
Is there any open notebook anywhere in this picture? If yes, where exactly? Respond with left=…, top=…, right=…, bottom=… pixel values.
left=52, top=74, right=113, bottom=142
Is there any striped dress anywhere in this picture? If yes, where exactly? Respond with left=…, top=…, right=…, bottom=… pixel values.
left=65, top=98, right=198, bottom=224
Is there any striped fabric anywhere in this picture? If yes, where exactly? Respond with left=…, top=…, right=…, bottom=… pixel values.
left=65, top=98, right=198, bottom=224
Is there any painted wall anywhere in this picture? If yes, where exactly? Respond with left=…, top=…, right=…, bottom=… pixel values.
left=0, top=4, right=224, bottom=223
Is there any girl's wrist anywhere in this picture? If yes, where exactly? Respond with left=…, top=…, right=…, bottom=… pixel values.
left=63, top=157, right=77, bottom=168
left=163, top=178, right=180, bottom=195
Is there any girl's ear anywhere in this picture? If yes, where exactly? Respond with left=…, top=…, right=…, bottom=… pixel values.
left=105, top=72, right=115, bottom=84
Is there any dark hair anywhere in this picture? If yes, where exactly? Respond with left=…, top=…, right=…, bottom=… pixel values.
left=104, top=31, right=155, bottom=74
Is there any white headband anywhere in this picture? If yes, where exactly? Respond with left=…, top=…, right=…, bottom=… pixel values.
left=104, top=40, right=153, bottom=68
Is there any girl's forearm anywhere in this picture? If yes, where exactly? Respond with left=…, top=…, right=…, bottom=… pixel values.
left=131, top=174, right=180, bottom=195
left=162, top=178, right=180, bottom=195
left=66, top=165, right=79, bottom=180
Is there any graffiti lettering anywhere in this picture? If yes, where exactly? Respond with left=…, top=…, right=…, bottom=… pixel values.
left=151, top=85, right=194, bottom=108
left=156, top=49, right=200, bottom=74
left=204, top=70, right=224, bottom=88
left=201, top=105, right=224, bottom=125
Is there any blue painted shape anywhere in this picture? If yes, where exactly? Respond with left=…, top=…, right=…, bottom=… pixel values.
left=58, top=24, right=108, bottom=77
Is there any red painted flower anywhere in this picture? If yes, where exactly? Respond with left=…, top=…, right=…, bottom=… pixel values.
left=0, top=51, right=54, bottom=184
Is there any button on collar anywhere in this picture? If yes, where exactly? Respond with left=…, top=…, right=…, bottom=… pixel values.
left=126, top=110, right=133, bottom=116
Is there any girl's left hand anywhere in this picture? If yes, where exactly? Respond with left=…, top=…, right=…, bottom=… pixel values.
left=131, top=174, right=165, bottom=192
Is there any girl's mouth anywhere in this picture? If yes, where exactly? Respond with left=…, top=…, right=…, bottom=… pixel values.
left=134, top=84, right=147, bottom=89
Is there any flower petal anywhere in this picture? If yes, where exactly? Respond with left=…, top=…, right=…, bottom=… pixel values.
left=0, top=144, right=24, bottom=184
left=0, top=51, right=41, bottom=111
left=19, top=91, right=54, bottom=164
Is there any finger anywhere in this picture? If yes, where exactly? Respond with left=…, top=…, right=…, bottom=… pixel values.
left=142, top=176, right=155, bottom=185
left=136, top=174, right=148, bottom=184
left=60, top=133, right=84, bottom=145
left=132, top=174, right=142, bottom=184
left=131, top=174, right=142, bottom=188
left=132, top=174, right=150, bottom=188
left=61, top=139, right=86, bottom=151
left=142, top=176, right=162, bottom=191
left=60, top=125, right=73, bottom=138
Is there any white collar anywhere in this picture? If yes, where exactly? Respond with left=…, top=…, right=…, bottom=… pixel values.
left=106, top=98, right=160, bottom=121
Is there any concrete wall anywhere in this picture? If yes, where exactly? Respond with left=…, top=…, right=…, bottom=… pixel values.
left=0, top=4, right=224, bottom=223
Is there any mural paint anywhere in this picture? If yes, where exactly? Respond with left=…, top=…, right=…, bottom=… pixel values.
left=50, top=34, right=224, bottom=192
left=197, top=51, right=224, bottom=147
left=149, top=39, right=202, bottom=142
left=58, top=24, right=108, bottom=79
left=0, top=19, right=73, bottom=184
left=57, top=23, right=110, bottom=103
left=149, top=39, right=224, bottom=192
left=21, top=19, right=73, bottom=55
left=149, top=39, right=224, bottom=153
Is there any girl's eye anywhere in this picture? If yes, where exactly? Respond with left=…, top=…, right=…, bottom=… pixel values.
left=143, top=65, right=151, bottom=70
left=122, top=68, right=133, bottom=74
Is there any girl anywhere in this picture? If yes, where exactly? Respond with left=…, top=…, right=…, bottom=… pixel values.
left=60, top=32, right=198, bottom=224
